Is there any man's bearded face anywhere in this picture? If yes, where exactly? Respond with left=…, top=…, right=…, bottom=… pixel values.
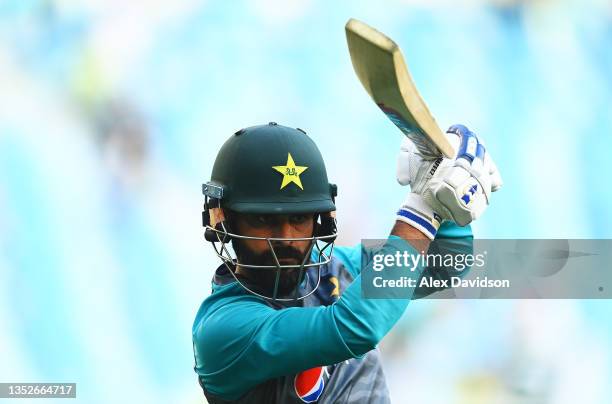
left=230, top=212, right=316, bottom=297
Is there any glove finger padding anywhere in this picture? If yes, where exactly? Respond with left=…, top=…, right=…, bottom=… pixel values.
left=396, top=137, right=418, bottom=186
left=472, top=134, right=503, bottom=193
left=397, top=131, right=460, bottom=189
left=485, top=153, right=503, bottom=192
left=397, top=123, right=501, bottom=236
left=429, top=166, right=488, bottom=226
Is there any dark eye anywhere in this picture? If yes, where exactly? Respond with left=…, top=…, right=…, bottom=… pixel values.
left=245, top=214, right=272, bottom=227
left=289, top=214, right=310, bottom=225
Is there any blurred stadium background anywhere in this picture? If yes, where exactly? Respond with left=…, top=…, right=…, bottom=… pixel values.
left=1, top=0, right=611, bottom=403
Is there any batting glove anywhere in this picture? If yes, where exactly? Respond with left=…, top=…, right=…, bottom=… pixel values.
left=396, top=124, right=503, bottom=239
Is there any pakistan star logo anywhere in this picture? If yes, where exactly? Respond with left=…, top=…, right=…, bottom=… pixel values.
left=272, top=153, right=308, bottom=190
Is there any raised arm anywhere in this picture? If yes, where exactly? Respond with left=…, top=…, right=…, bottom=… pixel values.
left=193, top=236, right=422, bottom=400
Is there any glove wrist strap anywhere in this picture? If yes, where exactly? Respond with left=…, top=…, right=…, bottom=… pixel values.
left=397, top=194, right=441, bottom=240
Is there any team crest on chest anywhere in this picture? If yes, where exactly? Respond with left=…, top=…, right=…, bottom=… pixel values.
left=273, top=153, right=308, bottom=190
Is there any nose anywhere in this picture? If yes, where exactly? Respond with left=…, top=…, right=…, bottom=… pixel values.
left=274, top=218, right=297, bottom=241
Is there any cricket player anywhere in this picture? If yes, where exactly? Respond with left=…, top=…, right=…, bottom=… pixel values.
left=193, top=122, right=502, bottom=403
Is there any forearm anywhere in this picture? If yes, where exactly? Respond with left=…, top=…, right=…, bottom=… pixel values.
left=391, top=220, right=431, bottom=253
left=333, top=234, right=424, bottom=355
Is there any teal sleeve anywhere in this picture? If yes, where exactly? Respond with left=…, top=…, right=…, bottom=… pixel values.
left=328, top=244, right=363, bottom=278
left=413, top=221, right=474, bottom=298
left=437, top=221, right=473, bottom=239
left=194, top=238, right=421, bottom=400
left=327, top=222, right=473, bottom=279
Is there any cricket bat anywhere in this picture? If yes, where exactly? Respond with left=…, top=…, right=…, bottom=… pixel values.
left=345, top=18, right=455, bottom=159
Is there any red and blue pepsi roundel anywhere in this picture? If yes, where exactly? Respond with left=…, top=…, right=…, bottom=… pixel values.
left=294, top=366, right=325, bottom=403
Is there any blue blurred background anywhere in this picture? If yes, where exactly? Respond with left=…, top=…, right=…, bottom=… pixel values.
left=0, top=0, right=611, bottom=403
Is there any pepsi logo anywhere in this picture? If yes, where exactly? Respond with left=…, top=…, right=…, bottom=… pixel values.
left=294, top=366, right=326, bottom=403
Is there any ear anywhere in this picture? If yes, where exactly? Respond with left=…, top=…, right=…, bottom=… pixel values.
left=314, top=212, right=337, bottom=240
left=209, top=208, right=226, bottom=227
left=204, top=207, right=232, bottom=243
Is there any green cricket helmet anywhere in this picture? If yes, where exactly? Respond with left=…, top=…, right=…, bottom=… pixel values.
left=204, top=122, right=336, bottom=214
left=202, top=122, right=337, bottom=301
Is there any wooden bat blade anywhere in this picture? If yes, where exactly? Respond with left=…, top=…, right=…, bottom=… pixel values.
left=345, top=18, right=455, bottom=159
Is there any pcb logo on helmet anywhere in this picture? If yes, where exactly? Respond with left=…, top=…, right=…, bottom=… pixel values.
left=294, top=366, right=327, bottom=403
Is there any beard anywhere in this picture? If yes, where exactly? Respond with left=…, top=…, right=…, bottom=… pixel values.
left=233, top=240, right=311, bottom=298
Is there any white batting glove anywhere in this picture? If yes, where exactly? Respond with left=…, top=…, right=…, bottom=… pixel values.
left=396, top=124, right=503, bottom=239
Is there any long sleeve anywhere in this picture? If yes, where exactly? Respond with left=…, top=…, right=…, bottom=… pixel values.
left=193, top=238, right=420, bottom=400
left=331, top=221, right=473, bottom=278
